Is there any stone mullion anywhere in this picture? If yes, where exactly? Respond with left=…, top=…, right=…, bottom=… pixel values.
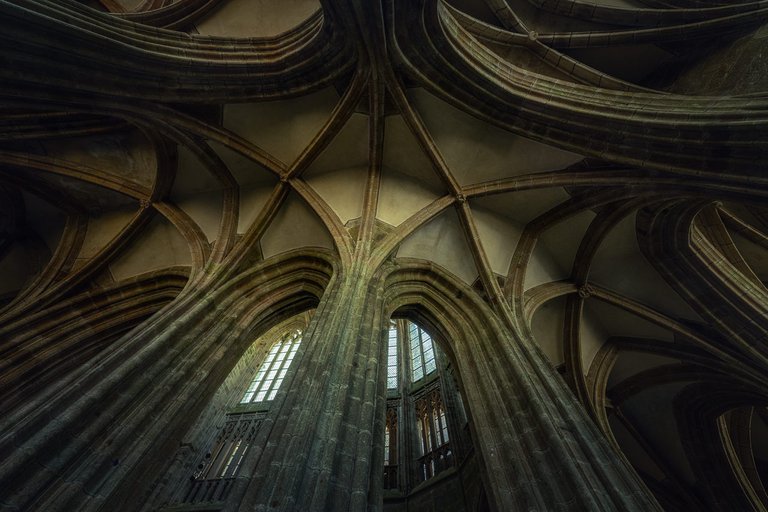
left=403, top=321, right=417, bottom=385
left=394, top=318, right=415, bottom=493
left=406, top=392, right=422, bottom=491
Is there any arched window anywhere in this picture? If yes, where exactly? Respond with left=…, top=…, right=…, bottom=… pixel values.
left=183, top=327, right=304, bottom=504
left=383, top=319, right=469, bottom=499
left=409, top=322, right=436, bottom=381
left=240, top=329, right=302, bottom=405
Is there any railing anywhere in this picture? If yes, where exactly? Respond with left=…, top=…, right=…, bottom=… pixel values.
left=178, top=411, right=265, bottom=505
left=183, top=477, right=235, bottom=504
left=384, top=465, right=398, bottom=490
left=417, top=443, right=452, bottom=482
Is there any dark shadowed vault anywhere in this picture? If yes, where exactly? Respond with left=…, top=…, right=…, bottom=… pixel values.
left=1, top=0, right=768, bottom=511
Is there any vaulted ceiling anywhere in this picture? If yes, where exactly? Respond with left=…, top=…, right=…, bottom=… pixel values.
left=1, top=0, right=767, bottom=509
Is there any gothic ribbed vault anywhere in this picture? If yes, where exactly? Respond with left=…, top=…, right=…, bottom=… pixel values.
left=1, top=0, right=767, bottom=511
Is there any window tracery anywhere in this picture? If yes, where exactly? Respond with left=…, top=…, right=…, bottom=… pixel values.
left=184, top=328, right=303, bottom=505
left=408, top=322, right=436, bottom=382
left=240, top=330, right=302, bottom=405
left=384, top=406, right=399, bottom=490
left=384, top=319, right=465, bottom=495
left=388, top=324, right=399, bottom=390
left=185, top=412, right=263, bottom=503
left=414, top=388, right=452, bottom=482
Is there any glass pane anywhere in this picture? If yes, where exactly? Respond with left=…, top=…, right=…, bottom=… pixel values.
left=411, top=326, right=424, bottom=381
left=440, top=409, right=449, bottom=442
left=412, top=361, right=423, bottom=382
left=387, top=324, right=398, bottom=390
left=384, top=426, right=390, bottom=465
left=241, top=330, right=302, bottom=403
left=422, top=333, right=436, bottom=376
left=417, top=420, right=426, bottom=456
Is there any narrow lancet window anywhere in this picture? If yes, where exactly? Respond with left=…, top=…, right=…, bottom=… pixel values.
left=409, top=322, right=437, bottom=382
left=387, top=323, right=398, bottom=390
left=415, top=389, right=452, bottom=482
left=183, top=323, right=307, bottom=505
left=384, top=319, right=462, bottom=494
left=241, top=329, right=302, bottom=404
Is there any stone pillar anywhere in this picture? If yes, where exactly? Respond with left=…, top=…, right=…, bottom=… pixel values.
left=0, top=253, right=334, bottom=512
left=231, top=263, right=386, bottom=512
left=381, top=263, right=663, bottom=512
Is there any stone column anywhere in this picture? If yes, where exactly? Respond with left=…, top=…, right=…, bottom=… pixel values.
left=381, top=262, right=663, bottom=512
left=231, top=262, right=387, bottom=512
left=0, top=253, right=333, bottom=512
